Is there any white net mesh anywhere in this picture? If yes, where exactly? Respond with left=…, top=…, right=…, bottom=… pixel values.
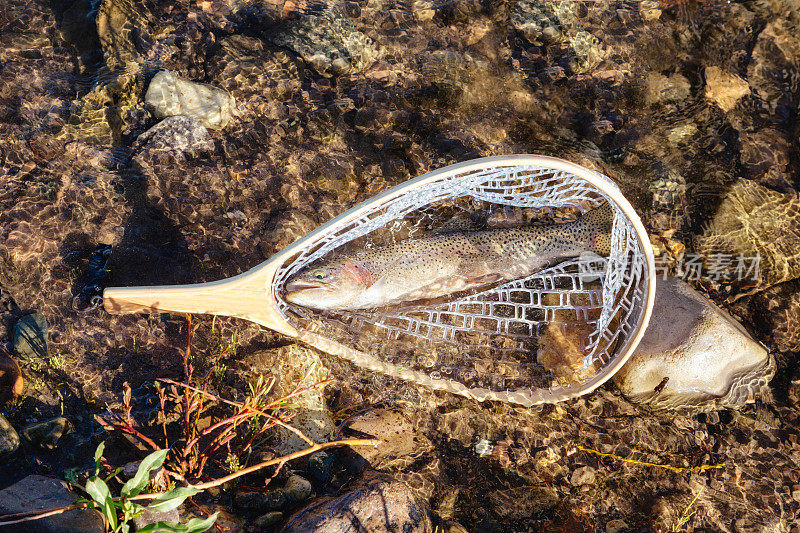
left=271, top=160, right=650, bottom=405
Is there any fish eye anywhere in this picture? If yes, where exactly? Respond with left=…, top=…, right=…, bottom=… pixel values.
left=313, top=270, right=327, bottom=280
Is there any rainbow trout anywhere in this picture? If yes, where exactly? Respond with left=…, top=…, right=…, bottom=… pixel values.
left=284, top=203, right=614, bottom=310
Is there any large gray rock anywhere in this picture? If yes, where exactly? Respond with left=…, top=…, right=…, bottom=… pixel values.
left=614, top=277, right=775, bottom=411
left=145, top=70, right=236, bottom=130
left=0, top=475, right=105, bottom=533
left=282, top=474, right=432, bottom=533
left=12, top=313, right=48, bottom=362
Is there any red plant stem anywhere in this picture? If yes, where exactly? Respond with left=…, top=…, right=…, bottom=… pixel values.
left=94, top=415, right=160, bottom=452
left=159, top=378, right=315, bottom=447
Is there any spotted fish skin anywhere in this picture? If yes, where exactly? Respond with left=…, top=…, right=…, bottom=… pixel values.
left=284, top=203, right=614, bottom=311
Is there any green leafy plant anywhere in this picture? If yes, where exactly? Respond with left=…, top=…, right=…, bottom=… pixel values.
left=79, top=442, right=217, bottom=533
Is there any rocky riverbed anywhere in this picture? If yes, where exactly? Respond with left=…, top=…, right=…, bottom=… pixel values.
left=2, top=0, right=800, bottom=531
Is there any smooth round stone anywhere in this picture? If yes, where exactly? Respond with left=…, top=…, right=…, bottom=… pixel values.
left=145, top=70, right=236, bottom=130
left=284, top=475, right=312, bottom=502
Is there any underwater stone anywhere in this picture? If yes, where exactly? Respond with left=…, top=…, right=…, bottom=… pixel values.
left=145, top=70, right=236, bottom=130
left=698, top=180, right=800, bottom=288
left=134, top=116, right=215, bottom=155
left=614, top=277, right=775, bottom=411
left=283, top=474, right=432, bottom=533
left=96, top=0, right=155, bottom=68
left=0, top=414, right=20, bottom=456
left=739, top=128, right=794, bottom=191
left=774, top=291, right=800, bottom=353
left=234, top=488, right=287, bottom=512
left=704, top=66, right=750, bottom=112
left=342, top=409, right=431, bottom=467
left=512, top=0, right=565, bottom=45
left=488, top=486, right=559, bottom=519
left=12, top=313, right=48, bottom=362
left=308, top=451, right=335, bottom=485
left=644, top=72, right=691, bottom=104
left=270, top=8, right=378, bottom=78
left=252, top=511, right=283, bottom=528
left=284, top=475, right=313, bottom=502
left=20, top=417, right=72, bottom=450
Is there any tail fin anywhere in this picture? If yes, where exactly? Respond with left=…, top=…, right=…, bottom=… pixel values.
left=583, top=202, right=614, bottom=255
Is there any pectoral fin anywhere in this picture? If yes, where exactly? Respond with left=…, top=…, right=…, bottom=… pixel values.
left=463, top=272, right=503, bottom=286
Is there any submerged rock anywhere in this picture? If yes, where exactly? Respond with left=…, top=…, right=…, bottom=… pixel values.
left=95, top=0, right=156, bottom=68
left=644, top=72, right=691, bottom=105
left=738, top=128, right=795, bottom=191
left=614, top=277, right=774, bottom=411
left=62, top=64, right=145, bottom=146
left=234, top=487, right=287, bottom=513
left=698, top=180, right=800, bottom=289
left=0, top=475, right=105, bottom=533
left=774, top=291, right=800, bottom=353
left=270, top=8, right=378, bottom=78
left=704, top=66, right=750, bottom=112
left=342, top=409, right=431, bottom=467
left=284, top=475, right=313, bottom=503
left=488, top=485, right=559, bottom=519
left=512, top=0, right=567, bottom=45
left=134, top=116, right=215, bottom=155
left=20, top=417, right=72, bottom=450
left=0, top=413, right=20, bottom=456
left=283, top=474, right=432, bottom=533
left=252, top=511, right=283, bottom=528
left=12, top=312, right=48, bottom=362
left=145, top=70, right=236, bottom=129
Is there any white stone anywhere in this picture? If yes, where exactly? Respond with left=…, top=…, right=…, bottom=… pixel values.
left=145, top=70, right=236, bottom=130
left=614, top=277, right=774, bottom=411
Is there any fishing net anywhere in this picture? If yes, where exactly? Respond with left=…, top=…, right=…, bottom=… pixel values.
left=272, top=156, right=655, bottom=406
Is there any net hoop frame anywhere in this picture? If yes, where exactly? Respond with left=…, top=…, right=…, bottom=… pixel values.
left=272, top=154, right=657, bottom=406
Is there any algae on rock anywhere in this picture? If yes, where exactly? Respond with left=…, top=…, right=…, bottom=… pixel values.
left=698, top=180, right=800, bottom=289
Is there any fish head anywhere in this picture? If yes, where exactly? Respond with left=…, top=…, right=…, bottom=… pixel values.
left=283, top=259, right=372, bottom=310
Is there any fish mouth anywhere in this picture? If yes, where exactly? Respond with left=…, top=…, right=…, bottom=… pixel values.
left=284, top=280, right=332, bottom=293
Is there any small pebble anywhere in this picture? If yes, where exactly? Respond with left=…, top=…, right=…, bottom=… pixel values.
left=0, top=414, right=20, bottom=456
left=284, top=474, right=312, bottom=503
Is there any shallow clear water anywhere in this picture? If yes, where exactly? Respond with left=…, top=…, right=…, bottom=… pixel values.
left=2, top=0, right=800, bottom=530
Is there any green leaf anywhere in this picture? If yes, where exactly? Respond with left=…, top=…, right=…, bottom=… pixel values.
left=85, top=477, right=118, bottom=531
left=104, top=466, right=124, bottom=484
left=184, top=513, right=219, bottom=533
left=136, top=522, right=186, bottom=533
left=94, top=441, right=106, bottom=474
left=121, top=449, right=168, bottom=497
left=145, top=486, right=199, bottom=513
left=135, top=513, right=218, bottom=533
